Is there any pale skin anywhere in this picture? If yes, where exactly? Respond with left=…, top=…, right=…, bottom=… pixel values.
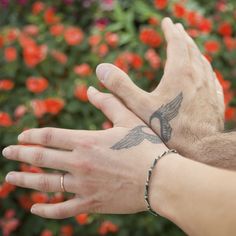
left=3, top=92, right=236, bottom=235
left=96, top=18, right=236, bottom=170
left=2, top=17, right=236, bottom=236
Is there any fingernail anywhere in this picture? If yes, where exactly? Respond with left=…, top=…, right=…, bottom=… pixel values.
left=18, top=133, right=25, bottom=142
left=87, top=86, right=98, bottom=95
left=96, top=64, right=111, bottom=83
left=2, top=147, right=12, bottom=157
left=31, top=206, right=37, bottom=214
left=5, top=172, right=15, bottom=182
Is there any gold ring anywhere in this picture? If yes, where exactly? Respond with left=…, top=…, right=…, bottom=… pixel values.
left=60, top=173, right=66, bottom=192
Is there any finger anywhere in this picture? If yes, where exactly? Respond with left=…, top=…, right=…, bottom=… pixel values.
left=96, top=63, right=150, bottom=114
left=17, top=127, right=88, bottom=150
left=161, top=18, right=189, bottom=76
left=175, top=23, right=205, bottom=80
left=87, top=86, right=141, bottom=127
left=5, top=171, right=75, bottom=193
left=3, top=145, right=73, bottom=171
left=31, top=198, right=92, bottom=219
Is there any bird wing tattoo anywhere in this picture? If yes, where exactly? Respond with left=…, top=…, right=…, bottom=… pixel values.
left=149, top=92, right=183, bottom=142
left=111, top=125, right=161, bottom=150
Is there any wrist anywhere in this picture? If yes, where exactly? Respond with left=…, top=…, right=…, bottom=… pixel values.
left=148, top=153, right=183, bottom=220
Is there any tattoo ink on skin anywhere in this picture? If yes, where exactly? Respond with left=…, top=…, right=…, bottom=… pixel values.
left=149, top=92, right=183, bottom=142
left=111, top=125, right=162, bottom=150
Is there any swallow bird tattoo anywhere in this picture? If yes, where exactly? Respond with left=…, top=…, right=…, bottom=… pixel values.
left=111, top=125, right=161, bottom=150
left=149, top=92, right=183, bottom=142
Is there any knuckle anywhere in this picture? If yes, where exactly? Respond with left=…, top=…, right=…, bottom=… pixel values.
left=19, top=174, right=26, bottom=186
left=109, top=73, right=125, bottom=91
left=76, top=139, right=97, bottom=150
left=34, top=149, right=45, bottom=166
left=12, top=146, right=20, bottom=160
left=76, top=159, right=94, bottom=174
left=38, top=175, right=50, bottom=192
left=40, top=128, right=53, bottom=145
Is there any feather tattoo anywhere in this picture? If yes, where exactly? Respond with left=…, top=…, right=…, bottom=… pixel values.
left=149, top=92, right=183, bottom=142
left=111, top=125, right=161, bottom=150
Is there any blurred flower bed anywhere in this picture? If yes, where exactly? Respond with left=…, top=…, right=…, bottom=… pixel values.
left=0, top=0, right=235, bottom=235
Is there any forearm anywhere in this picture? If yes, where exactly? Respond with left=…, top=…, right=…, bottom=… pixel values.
left=191, top=132, right=236, bottom=170
left=150, top=153, right=236, bottom=236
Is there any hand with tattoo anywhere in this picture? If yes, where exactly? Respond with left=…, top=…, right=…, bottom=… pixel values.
left=2, top=88, right=169, bottom=218
left=95, top=17, right=229, bottom=168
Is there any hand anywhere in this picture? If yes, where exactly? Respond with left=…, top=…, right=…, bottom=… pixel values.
left=95, top=17, right=224, bottom=159
left=2, top=88, right=168, bottom=219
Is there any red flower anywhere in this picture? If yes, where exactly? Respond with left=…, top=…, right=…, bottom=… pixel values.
left=6, top=28, right=19, bottom=43
left=186, top=11, right=201, bottom=27
left=0, top=112, right=13, bottom=127
left=140, top=28, right=162, bottom=48
left=20, top=163, right=44, bottom=173
left=148, top=17, right=159, bottom=25
left=89, top=34, right=101, bottom=47
left=102, top=121, right=113, bottom=129
left=223, top=36, right=236, bottom=51
left=74, top=63, right=92, bottom=76
left=44, top=98, right=65, bottom=115
left=60, top=225, right=73, bottom=236
left=41, top=229, right=53, bottom=236
left=74, top=84, right=88, bottom=102
left=218, top=22, right=232, bottom=37
left=31, top=192, right=49, bottom=203
left=32, top=1, right=45, bottom=15
left=0, top=80, right=14, bottom=91
left=98, top=221, right=119, bottom=235
left=204, top=40, right=220, bottom=53
left=75, top=214, right=89, bottom=225
left=154, top=0, right=168, bottom=9
left=145, top=48, right=161, bottom=69
left=18, top=194, right=33, bottom=210
left=0, top=210, right=20, bottom=236
left=49, top=192, right=64, bottom=203
left=4, top=47, right=17, bottom=62
left=198, top=18, right=212, bottom=33
left=44, top=8, right=59, bottom=24
left=130, top=54, right=143, bottom=69
left=51, top=50, right=68, bottom=64
left=23, top=25, right=39, bottom=36
left=225, top=107, right=235, bottom=121
left=173, top=3, right=186, bottom=18
left=50, top=24, right=64, bottom=36
left=0, top=35, right=4, bottom=47
left=98, top=43, right=109, bottom=57
left=14, top=105, right=27, bottom=119
left=31, top=99, right=47, bottom=118
left=26, top=77, right=49, bottom=93
left=0, top=182, right=15, bottom=198
left=23, top=43, right=47, bottom=68
left=64, top=27, right=84, bottom=46
left=105, top=32, right=119, bottom=47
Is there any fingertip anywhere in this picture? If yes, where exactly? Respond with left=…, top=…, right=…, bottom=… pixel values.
left=31, top=204, right=39, bottom=214
left=87, top=86, right=99, bottom=97
left=87, top=86, right=100, bottom=108
left=162, top=17, right=173, bottom=25
left=96, top=63, right=113, bottom=83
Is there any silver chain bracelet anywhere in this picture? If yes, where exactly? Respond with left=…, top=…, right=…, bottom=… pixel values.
left=144, top=149, right=178, bottom=216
